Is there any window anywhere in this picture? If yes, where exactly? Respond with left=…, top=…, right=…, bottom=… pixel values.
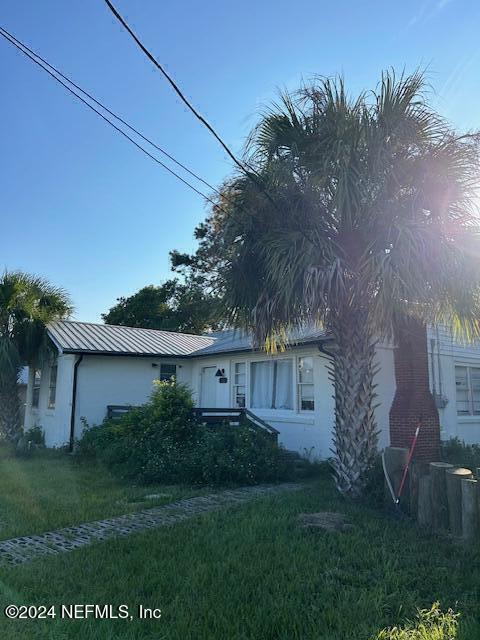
left=48, top=364, right=58, bottom=410
left=159, top=363, right=176, bottom=381
left=298, top=356, right=315, bottom=411
left=32, top=369, right=41, bottom=408
left=233, top=362, right=246, bottom=408
left=455, top=366, right=480, bottom=416
left=250, top=359, right=293, bottom=410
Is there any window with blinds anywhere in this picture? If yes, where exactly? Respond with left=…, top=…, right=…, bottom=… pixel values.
left=455, top=366, right=480, bottom=416
left=297, top=357, right=315, bottom=411
left=233, top=362, right=246, bottom=408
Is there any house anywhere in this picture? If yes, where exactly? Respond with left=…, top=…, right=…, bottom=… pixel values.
left=24, top=320, right=480, bottom=457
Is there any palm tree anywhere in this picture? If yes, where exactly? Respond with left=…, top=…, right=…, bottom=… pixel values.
left=214, top=71, right=480, bottom=496
left=0, top=271, right=72, bottom=441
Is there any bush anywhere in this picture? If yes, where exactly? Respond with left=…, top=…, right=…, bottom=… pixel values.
left=374, top=604, right=458, bottom=639
left=441, top=437, right=480, bottom=471
left=76, top=381, right=291, bottom=485
left=187, top=424, right=291, bottom=485
left=362, top=454, right=385, bottom=509
left=24, top=426, right=45, bottom=446
left=15, top=426, right=46, bottom=457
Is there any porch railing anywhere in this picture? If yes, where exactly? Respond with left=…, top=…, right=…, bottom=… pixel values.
left=192, top=407, right=279, bottom=441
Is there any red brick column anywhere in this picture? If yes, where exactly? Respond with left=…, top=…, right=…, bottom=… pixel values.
left=389, top=318, right=441, bottom=461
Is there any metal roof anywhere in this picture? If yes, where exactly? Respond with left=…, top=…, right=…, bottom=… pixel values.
left=192, top=326, right=329, bottom=356
left=47, top=321, right=329, bottom=358
left=48, top=321, right=215, bottom=357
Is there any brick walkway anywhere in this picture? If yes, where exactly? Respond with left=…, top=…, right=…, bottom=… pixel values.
left=0, top=483, right=302, bottom=567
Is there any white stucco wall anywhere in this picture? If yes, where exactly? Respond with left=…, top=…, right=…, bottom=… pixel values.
left=187, top=344, right=396, bottom=459
left=23, top=343, right=396, bottom=457
left=24, top=354, right=76, bottom=447
left=25, top=324, right=480, bottom=454
left=24, top=353, right=194, bottom=447
left=188, top=347, right=334, bottom=458
left=73, top=355, right=193, bottom=440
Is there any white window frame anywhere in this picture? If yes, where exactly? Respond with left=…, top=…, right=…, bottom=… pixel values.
left=32, top=368, right=41, bottom=409
left=297, top=356, right=315, bottom=412
left=455, top=365, right=480, bottom=416
left=47, top=363, right=58, bottom=410
left=232, top=362, right=246, bottom=408
left=249, top=357, right=294, bottom=411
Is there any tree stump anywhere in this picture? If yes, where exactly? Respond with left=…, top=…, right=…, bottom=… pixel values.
left=446, top=468, right=473, bottom=536
left=429, top=462, right=454, bottom=533
left=462, top=478, right=478, bottom=541
left=418, top=475, right=433, bottom=529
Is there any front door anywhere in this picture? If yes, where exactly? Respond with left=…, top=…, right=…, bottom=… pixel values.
left=200, top=366, right=217, bottom=407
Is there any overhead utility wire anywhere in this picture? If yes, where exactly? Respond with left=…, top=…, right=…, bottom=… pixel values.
left=103, top=0, right=280, bottom=212
left=104, top=0, right=250, bottom=176
left=0, top=27, right=223, bottom=208
left=0, top=25, right=221, bottom=198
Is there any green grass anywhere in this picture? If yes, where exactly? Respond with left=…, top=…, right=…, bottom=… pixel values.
left=0, top=469, right=478, bottom=639
left=0, top=448, right=206, bottom=539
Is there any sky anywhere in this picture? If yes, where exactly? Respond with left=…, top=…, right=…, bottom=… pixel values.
left=1, top=0, right=480, bottom=322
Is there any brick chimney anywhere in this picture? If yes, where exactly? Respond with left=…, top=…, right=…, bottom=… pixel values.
left=389, top=318, right=441, bottom=461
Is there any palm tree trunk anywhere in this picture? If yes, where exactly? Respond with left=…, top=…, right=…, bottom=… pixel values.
left=0, top=367, right=22, bottom=442
left=330, top=308, right=379, bottom=497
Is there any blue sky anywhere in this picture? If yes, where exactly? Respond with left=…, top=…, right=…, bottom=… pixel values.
left=1, top=0, right=480, bottom=322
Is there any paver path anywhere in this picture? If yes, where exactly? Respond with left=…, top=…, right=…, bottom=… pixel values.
left=0, top=483, right=302, bottom=567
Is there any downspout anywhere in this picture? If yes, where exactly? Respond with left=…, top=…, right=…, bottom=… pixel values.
left=436, top=325, right=443, bottom=397
left=318, top=341, right=335, bottom=360
left=430, top=338, right=437, bottom=395
left=69, top=355, right=83, bottom=451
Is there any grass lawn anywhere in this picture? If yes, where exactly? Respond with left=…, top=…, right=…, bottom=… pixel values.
left=0, top=467, right=478, bottom=639
left=0, top=448, right=206, bottom=539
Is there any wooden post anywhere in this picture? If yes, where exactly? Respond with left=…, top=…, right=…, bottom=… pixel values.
left=477, top=475, right=480, bottom=522
left=418, top=475, right=432, bottom=529
left=462, top=478, right=478, bottom=541
left=446, top=468, right=473, bottom=536
left=410, top=461, right=430, bottom=518
left=430, top=462, right=454, bottom=533
left=383, top=446, right=409, bottom=508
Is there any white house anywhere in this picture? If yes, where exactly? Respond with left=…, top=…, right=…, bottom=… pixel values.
left=23, top=320, right=480, bottom=457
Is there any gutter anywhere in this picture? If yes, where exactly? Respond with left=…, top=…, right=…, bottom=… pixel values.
left=69, top=355, right=83, bottom=451
left=60, top=336, right=334, bottom=360
left=318, top=341, right=335, bottom=360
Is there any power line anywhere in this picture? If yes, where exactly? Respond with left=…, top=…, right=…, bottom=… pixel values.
left=0, top=26, right=223, bottom=208
left=103, top=1, right=281, bottom=213
left=103, top=0, right=251, bottom=177
left=0, top=25, right=222, bottom=199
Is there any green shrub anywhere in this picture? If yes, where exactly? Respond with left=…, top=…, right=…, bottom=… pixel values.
left=15, top=426, right=46, bottom=457
left=148, top=379, right=196, bottom=441
left=374, top=604, right=458, bottom=639
left=188, top=424, right=291, bottom=485
left=76, top=381, right=291, bottom=485
left=362, top=454, right=385, bottom=508
left=441, top=437, right=480, bottom=471
left=24, top=426, right=45, bottom=446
